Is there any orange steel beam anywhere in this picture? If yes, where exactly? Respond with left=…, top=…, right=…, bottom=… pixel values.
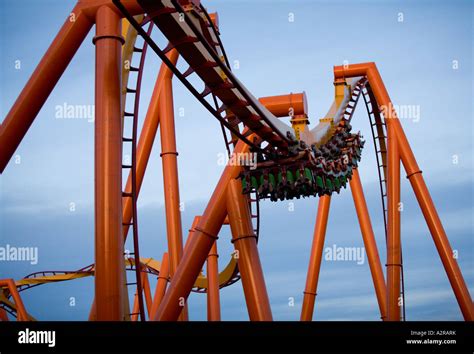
left=159, top=60, right=188, bottom=321
left=334, top=62, right=474, bottom=321
left=0, top=3, right=93, bottom=172
left=349, top=169, right=387, bottom=320
left=386, top=124, right=401, bottom=321
left=258, top=92, right=307, bottom=118
left=89, top=50, right=180, bottom=321
left=150, top=252, right=170, bottom=320
left=131, top=285, right=140, bottom=321
left=122, top=50, right=179, bottom=240
left=227, top=179, right=273, bottom=321
left=93, top=5, right=125, bottom=321
left=142, top=270, right=153, bottom=315
left=158, top=65, right=184, bottom=276
left=154, top=138, right=252, bottom=320
left=300, top=195, right=331, bottom=321
left=0, top=279, right=29, bottom=321
left=206, top=241, right=221, bottom=321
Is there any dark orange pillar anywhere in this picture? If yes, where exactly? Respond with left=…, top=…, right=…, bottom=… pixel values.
left=300, top=195, right=331, bottom=321
left=0, top=4, right=93, bottom=172
left=349, top=169, right=387, bottom=320
left=93, top=5, right=125, bottom=321
left=207, top=241, right=221, bottom=321
left=227, top=179, right=273, bottom=321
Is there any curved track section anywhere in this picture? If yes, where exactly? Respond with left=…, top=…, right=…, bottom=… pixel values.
left=114, top=0, right=299, bottom=157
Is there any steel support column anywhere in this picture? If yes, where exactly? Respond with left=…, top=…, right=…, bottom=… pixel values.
left=300, top=195, right=331, bottom=321
left=93, top=5, right=125, bottom=321
left=227, top=179, right=272, bottom=321
left=334, top=62, right=474, bottom=321
left=158, top=56, right=188, bottom=321
left=350, top=169, right=387, bottom=320
left=207, top=241, right=221, bottom=321
left=150, top=252, right=170, bottom=320
left=386, top=123, right=401, bottom=321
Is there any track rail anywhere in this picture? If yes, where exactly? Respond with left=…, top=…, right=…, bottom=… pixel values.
left=121, top=17, right=155, bottom=321
left=113, top=0, right=299, bottom=158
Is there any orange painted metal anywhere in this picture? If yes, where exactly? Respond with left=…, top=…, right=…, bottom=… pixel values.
left=88, top=50, right=179, bottom=321
left=334, top=62, right=474, bottom=321
left=206, top=241, right=221, bottom=321
left=122, top=50, right=179, bottom=240
left=349, top=169, right=387, bottom=320
left=300, top=195, right=331, bottom=321
left=227, top=179, right=272, bottom=321
left=406, top=175, right=474, bottom=320
left=142, top=270, right=153, bottom=315
left=131, top=271, right=152, bottom=321
left=183, top=216, right=201, bottom=253
left=150, top=253, right=170, bottom=320
left=154, top=138, right=251, bottom=321
left=0, top=4, right=93, bottom=172
left=0, top=279, right=29, bottom=321
left=386, top=124, right=401, bottom=321
left=159, top=53, right=189, bottom=321
left=158, top=66, right=184, bottom=276
left=0, top=308, right=8, bottom=321
left=79, top=0, right=144, bottom=19
left=93, top=5, right=125, bottom=321
left=209, top=12, right=219, bottom=30
left=258, top=92, right=308, bottom=118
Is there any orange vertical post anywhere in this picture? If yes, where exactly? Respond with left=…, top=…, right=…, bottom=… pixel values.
left=0, top=4, right=93, bottom=172
left=349, top=169, right=387, bottom=320
left=207, top=241, right=221, bottom=321
left=227, top=179, right=272, bottom=321
left=142, top=270, right=153, bottom=316
left=93, top=5, right=125, bottom=321
left=386, top=117, right=401, bottom=321
left=131, top=271, right=152, bottom=321
left=150, top=252, right=170, bottom=320
left=158, top=52, right=188, bottom=321
left=300, top=195, right=331, bottom=321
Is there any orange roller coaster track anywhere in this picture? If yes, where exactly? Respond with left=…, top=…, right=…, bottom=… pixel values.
left=0, top=0, right=472, bottom=322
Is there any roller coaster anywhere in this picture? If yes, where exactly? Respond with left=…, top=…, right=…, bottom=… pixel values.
left=0, top=0, right=473, bottom=322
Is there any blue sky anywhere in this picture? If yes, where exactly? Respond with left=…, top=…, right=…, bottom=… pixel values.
left=0, top=0, right=473, bottom=320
